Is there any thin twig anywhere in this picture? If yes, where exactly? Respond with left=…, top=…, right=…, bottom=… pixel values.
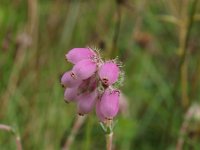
left=62, top=115, right=86, bottom=150
left=0, top=124, right=12, bottom=132
left=15, top=136, right=23, bottom=150
left=0, top=124, right=22, bottom=150
left=178, top=0, right=198, bottom=109
left=176, top=104, right=200, bottom=150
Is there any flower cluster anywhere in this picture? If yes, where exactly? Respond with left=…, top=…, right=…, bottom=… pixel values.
left=61, top=48, right=123, bottom=122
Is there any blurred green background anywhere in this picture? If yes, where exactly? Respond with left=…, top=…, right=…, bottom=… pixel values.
left=1, top=0, right=200, bottom=149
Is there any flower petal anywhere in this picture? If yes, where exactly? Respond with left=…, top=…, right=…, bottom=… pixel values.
left=66, top=48, right=96, bottom=64
left=77, top=90, right=97, bottom=115
left=100, top=88, right=120, bottom=119
left=61, top=71, right=81, bottom=88
left=98, top=61, right=119, bottom=86
left=96, top=99, right=106, bottom=122
left=64, top=87, right=79, bottom=103
left=72, top=59, right=97, bottom=80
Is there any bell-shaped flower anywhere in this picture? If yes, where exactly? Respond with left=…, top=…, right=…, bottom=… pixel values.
left=66, top=48, right=96, bottom=64
left=98, top=61, right=119, bottom=86
left=64, top=87, right=79, bottom=103
left=77, top=90, right=97, bottom=115
left=96, top=99, right=106, bottom=122
left=100, top=88, right=120, bottom=120
left=61, top=71, right=81, bottom=88
left=72, top=59, right=97, bottom=80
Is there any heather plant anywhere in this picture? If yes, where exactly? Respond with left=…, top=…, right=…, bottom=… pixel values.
left=61, top=47, right=124, bottom=150
left=1, top=0, right=200, bottom=149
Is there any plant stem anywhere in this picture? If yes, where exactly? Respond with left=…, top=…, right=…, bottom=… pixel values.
left=105, top=119, right=113, bottom=150
left=15, top=136, right=23, bottom=150
left=0, top=124, right=22, bottom=150
left=162, top=0, right=198, bottom=146
left=62, top=115, right=86, bottom=150
left=178, top=0, right=198, bottom=109
left=176, top=104, right=199, bottom=150
left=106, top=132, right=113, bottom=150
left=179, top=21, right=189, bottom=109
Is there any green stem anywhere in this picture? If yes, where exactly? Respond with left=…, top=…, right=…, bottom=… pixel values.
left=178, top=0, right=198, bottom=109
left=105, top=120, right=113, bottom=150
left=106, top=132, right=113, bottom=150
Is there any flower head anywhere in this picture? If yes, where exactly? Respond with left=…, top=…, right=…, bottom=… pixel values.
left=61, top=47, right=123, bottom=122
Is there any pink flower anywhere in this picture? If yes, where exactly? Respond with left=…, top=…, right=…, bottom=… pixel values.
left=66, top=48, right=96, bottom=64
left=100, top=88, right=120, bottom=120
left=77, top=90, right=97, bottom=115
left=96, top=99, right=106, bottom=122
left=64, top=87, right=79, bottom=103
left=98, top=62, right=119, bottom=86
left=72, top=59, right=97, bottom=80
left=61, top=47, right=124, bottom=121
left=61, top=71, right=81, bottom=88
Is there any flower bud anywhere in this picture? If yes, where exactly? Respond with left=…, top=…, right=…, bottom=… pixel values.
left=72, top=59, right=97, bottom=80
left=61, top=71, right=81, bottom=88
left=100, top=88, right=120, bottom=119
left=96, top=99, right=106, bottom=122
left=64, top=87, right=79, bottom=103
left=98, top=62, right=119, bottom=86
left=66, top=48, right=96, bottom=64
left=77, top=90, right=97, bottom=115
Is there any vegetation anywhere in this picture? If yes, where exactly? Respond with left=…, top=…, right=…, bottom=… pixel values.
left=0, top=0, right=200, bottom=149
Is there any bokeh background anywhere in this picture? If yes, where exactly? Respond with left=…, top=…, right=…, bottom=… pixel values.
left=1, top=0, right=200, bottom=149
